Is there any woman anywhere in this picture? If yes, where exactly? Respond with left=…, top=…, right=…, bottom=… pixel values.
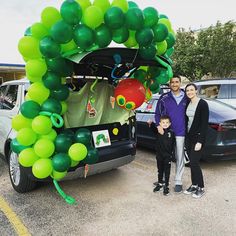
left=184, top=83, right=209, bottom=198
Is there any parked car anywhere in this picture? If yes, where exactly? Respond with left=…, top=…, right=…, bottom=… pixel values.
left=136, top=95, right=236, bottom=161
left=194, top=78, right=236, bottom=108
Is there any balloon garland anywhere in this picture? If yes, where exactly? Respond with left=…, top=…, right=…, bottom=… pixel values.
left=14, top=0, right=176, bottom=204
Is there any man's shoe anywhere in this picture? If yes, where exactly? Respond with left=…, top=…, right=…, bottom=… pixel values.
left=192, top=187, right=205, bottom=198
left=163, top=186, right=169, bottom=196
left=153, top=183, right=163, bottom=192
left=184, top=185, right=198, bottom=195
left=174, top=185, right=183, bottom=193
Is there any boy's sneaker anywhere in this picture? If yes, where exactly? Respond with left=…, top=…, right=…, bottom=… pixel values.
left=174, top=185, right=183, bottom=193
left=153, top=183, right=163, bottom=192
left=184, top=185, right=198, bottom=195
left=163, top=186, right=169, bottom=196
left=192, top=187, right=205, bottom=198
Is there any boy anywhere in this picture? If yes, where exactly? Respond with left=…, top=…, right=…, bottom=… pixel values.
left=147, top=115, right=175, bottom=196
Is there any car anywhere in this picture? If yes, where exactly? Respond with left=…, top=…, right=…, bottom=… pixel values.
left=0, top=48, right=171, bottom=193
left=136, top=96, right=236, bottom=161
left=194, top=78, right=236, bottom=108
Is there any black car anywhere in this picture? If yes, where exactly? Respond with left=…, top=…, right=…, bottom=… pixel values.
left=136, top=96, right=236, bottom=161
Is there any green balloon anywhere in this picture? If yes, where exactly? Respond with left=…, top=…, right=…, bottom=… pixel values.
left=152, top=23, right=168, bottom=42
left=20, top=100, right=41, bottom=119
left=41, top=7, right=61, bottom=29
left=61, top=40, right=77, bottom=53
left=112, top=26, right=129, bottom=43
left=32, top=115, right=52, bottom=135
left=40, top=129, right=57, bottom=141
left=83, top=6, right=103, bottom=29
left=82, top=147, right=99, bottom=164
left=95, top=24, right=112, bottom=48
left=158, top=18, right=172, bottom=32
left=68, top=143, right=88, bottom=161
left=32, top=159, right=53, bottom=179
left=111, top=0, right=128, bottom=13
left=166, top=47, right=174, bottom=57
left=60, top=0, right=82, bottom=25
left=70, top=160, right=80, bottom=167
left=10, top=138, right=30, bottom=154
left=19, top=148, right=39, bottom=167
left=39, top=36, right=61, bottom=58
left=147, top=66, right=162, bottom=78
left=25, top=59, right=47, bottom=78
left=139, top=44, right=157, bottom=60
left=27, top=82, right=50, bottom=104
left=50, top=20, right=73, bottom=44
left=17, top=128, right=37, bottom=146
left=93, top=0, right=110, bottom=14
left=125, top=8, right=144, bottom=31
left=143, top=7, right=159, bottom=27
left=123, top=30, right=137, bottom=48
left=60, top=129, right=75, bottom=141
left=135, top=28, right=154, bottom=47
left=166, top=33, right=176, bottom=49
left=42, top=72, right=61, bottom=90
left=149, top=79, right=160, bottom=92
left=31, top=22, right=49, bottom=39
left=54, top=134, right=73, bottom=153
left=52, top=153, right=71, bottom=172
left=156, top=40, right=167, bottom=56
left=34, top=138, right=55, bottom=158
left=50, top=85, right=70, bottom=101
left=104, top=7, right=125, bottom=30
left=156, top=70, right=170, bottom=84
left=128, top=1, right=138, bottom=8
left=73, top=24, right=95, bottom=50
left=74, top=128, right=91, bottom=146
left=159, top=14, right=168, bottom=19
left=12, top=114, right=32, bottom=131
left=46, top=57, right=73, bottom=77
left=133, top=69, right=147, bottom=83
left=52, top=170, right=67, bottom=180
left=41, top=98, right=62, bottom=114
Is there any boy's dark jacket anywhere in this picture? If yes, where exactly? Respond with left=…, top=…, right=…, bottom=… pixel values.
left=150, top=123, right=176, bottom=160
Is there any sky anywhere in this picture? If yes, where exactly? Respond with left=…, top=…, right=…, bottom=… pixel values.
left=0, top=0, right=235, bottom=64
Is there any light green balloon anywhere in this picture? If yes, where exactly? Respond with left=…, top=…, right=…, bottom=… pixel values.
left=31, top=22, right=49, bottom=39
left=18, top=36, right=42, bottom=59
left=12, top=114, right=32, bottom=131
left=60, top=101, right=68, bottom=115
left=41, top=7, right=61, bottom=28
left=26, top=74, right=42, bottom=83
left=83, top=6, right=103, bottom=29
left=70, top=160, right=80, bottom=167
left=19, top=148, right=39, bottom=167
left=32, top=159, right=53, bottom=179
left=68, top=143, right=88, bottom=161
left=34, top=138, right=55, bottom=158
left=61, top=40, right=77, bottom=53
left=93, top=0, right=110, bottom=14
left=32, top=115, right=52, bottom=135
left=52, top=170, right=67, bottom=180
left=39, top=129, right=57, bottom=141
left=111, top=0, right=128, bottom=13
left=27, top=82, right=50, bottom=104
left=156, top=40, right=167, bottom=56
left=76, top=0, right=91, bottom=13
left=17, top=128, right=37, bottom=146
left=158, top=18, right=172, bottom=32
left=124, top=30, right=137, bottom=48
left=25, top=59, right=47, bottom=78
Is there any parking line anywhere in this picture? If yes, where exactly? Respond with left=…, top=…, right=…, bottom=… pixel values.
left=0, top=196, right=31, bottom=236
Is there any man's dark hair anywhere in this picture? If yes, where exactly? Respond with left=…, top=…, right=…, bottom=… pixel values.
left=160, top=115, right=171, bottom=122
left=171, top=74, right=181, bottom=82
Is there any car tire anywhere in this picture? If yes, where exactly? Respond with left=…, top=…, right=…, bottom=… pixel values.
left=8, top=150, right=37, bottom=193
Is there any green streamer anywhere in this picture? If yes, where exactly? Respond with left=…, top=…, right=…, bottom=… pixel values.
left=155, top=56, right=173, bottom=79
left=39, top=111, right=64, bottom=128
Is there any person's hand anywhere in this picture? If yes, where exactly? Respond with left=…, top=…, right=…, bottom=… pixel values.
left=194, top=142, right=202, bottom=151
left=157, top=125, right=164, bottom=135
left=147, top=119, right=153, bottom=127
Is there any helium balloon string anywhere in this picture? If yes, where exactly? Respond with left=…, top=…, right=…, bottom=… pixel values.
left=155, top=56, right=173, bottom=79
left=39, top=111, right=64, bottom=128
left=90, top=77, right=99, bottom=93
left=53, top=179, right=76, bottom=205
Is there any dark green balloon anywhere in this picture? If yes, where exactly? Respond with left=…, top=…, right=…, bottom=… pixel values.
left=159, top=14, right=168, bottom=19
left=104, top=7, right=125, bottom=30
left=143, top=7, right=159, bottom=27
left=60, top=0, right=82, bottom=25
left=11, top=138, right=29, bottom=154
left=52, top=153, right=71, bottom=172
left=125, top=7, right=144, bottom=30
left=156, top=70, right=170, bottom=84
left=166, top=47, right=174, bottom=57
left=149, top=79, right=160, bottom=92
left=95, top=24, right=112, bottom=48
left=133, top=69, right=147, bottom=83
left=82, top=147, right=99, bottom=164
left=60, top=129, right=75, bottom=142
left=54, top=134, right=73, bottom=153
left=50, top=84, right=70, bottom=101
left=41, top=98, right=62, bottom=114
left=39, top=36, right=61, bottom=58
left=50, top=20, right=73, bottom=44
left=73, top=24, right=95, bottom=50
left=20, top=100, right=41, bottom=119
left=74, top=128, right=91, bottom=146
left=166, top=33, right=176, bottom=49
left=147, top=66, right=162, bottom=78
left=128, top=1, right=138, bottom=8
left=42, top=72, right=61, bottom=90
left=135, top=28, right=154, bottom=47
left=139, top=44, right=157, bottom=60
left=152, top=23, right=168, bottom=42
left=46, top=57, right=73, bottom=77
left=112, top=26, right=129, bottom=43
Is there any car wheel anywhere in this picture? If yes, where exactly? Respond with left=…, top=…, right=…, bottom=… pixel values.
left=8, top=150, right=37, bottom=193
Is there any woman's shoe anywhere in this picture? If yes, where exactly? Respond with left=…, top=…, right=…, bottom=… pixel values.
left=183, top=185, right=198, bottom=195
left=192, top=187, right=205, bottom=198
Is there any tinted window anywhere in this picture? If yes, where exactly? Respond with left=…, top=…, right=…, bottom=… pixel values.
left=218, top=84, right=229, bottom=99
left=231, top=84, right=236, bottom=98
left=2, top=85, right=18, bottom=110
left=198, top=84, right=221, bottom=99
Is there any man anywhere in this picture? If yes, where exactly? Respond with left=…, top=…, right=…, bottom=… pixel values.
left=154, top=75, right=188, bottom=193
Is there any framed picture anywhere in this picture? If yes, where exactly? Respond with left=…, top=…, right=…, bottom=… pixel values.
left=92, top=130, right=111, bottom=148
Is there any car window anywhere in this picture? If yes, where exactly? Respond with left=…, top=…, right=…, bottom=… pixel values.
left=198, top=84, right=220, bottom=99
left=218, top=84, right=229, bottom=99
left=1, top=85, right=18, bottom=110
left=0, top=85, right=8, bottom=109
left=231, top=84, right=236, bottom=98
left=136, top=99, right=158, bottom=113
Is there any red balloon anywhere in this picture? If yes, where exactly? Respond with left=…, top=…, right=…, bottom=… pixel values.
left=114, top=78, right=145, bottom=110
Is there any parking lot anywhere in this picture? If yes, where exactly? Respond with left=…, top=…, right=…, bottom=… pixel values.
left=1, top=147, right=236, bottom=236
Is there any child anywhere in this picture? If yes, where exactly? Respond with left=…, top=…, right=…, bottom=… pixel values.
left=147, top=115, right=175, bottom=196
